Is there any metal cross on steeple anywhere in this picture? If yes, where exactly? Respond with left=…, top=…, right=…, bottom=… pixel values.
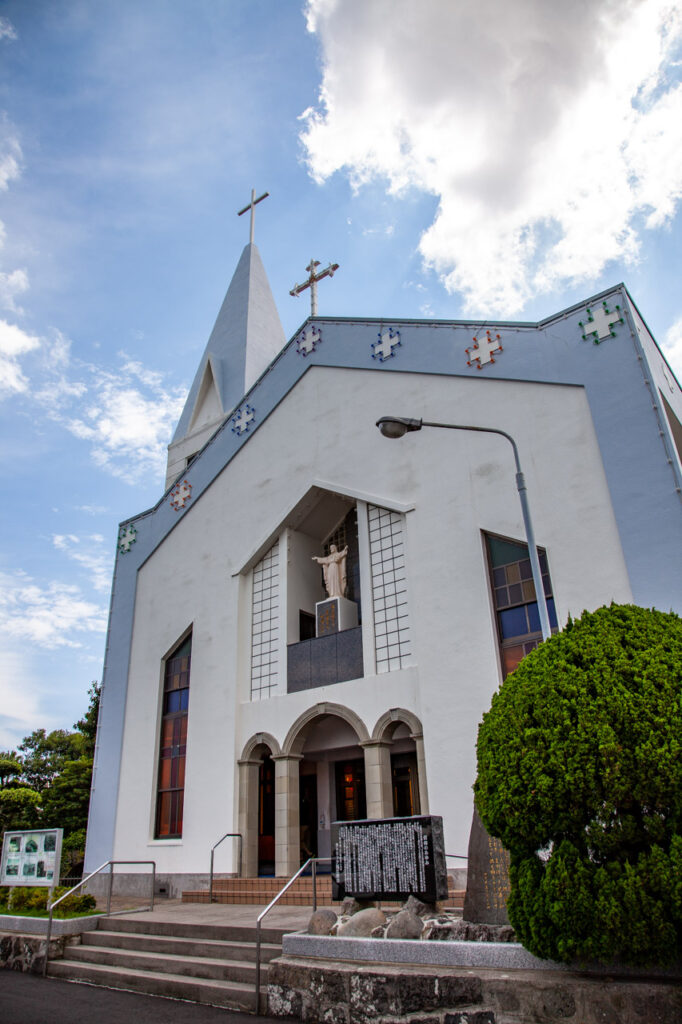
left=237, top=188, right=270, bottom=245
left=290, top=258, right=340, bottom=316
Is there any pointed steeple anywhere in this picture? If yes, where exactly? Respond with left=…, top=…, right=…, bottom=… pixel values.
left=166, top=242, right=286, bottom=487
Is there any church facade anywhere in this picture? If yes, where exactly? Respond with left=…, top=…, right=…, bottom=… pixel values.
left=85, top=241, right=682, bottom=894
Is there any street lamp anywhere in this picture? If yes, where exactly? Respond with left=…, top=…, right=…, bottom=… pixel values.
left=376, top=416, right=552, bottom=642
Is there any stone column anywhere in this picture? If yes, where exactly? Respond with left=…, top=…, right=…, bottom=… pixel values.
left=273, top=754, right=302, bottom=877
left=237, top=759, right=261, bottom=878
left=412, top=732, right=429, bottom=814
left=361, top=740, right=393, bottom=819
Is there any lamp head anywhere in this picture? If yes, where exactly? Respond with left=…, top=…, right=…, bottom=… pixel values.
left=376, top=416, right=423, bottom=439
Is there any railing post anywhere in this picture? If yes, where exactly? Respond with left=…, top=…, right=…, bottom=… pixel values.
left=107, top=864, right=113, bottom=915
left=209, top=848, right=215, bottom=903
left=312, top=858, right=317, bottom=912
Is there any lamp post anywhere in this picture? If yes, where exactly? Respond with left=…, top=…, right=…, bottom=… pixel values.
left=376, top=416, right=552, bottom=642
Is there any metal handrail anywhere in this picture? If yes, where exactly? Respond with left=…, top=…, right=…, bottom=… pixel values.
left=254, top=856, right=331, bottom=1008
left=445, top=853, right=468, bottom=860
left=43, top=859, right=156, bottom=976
left=209, top=832, right=242, bottom=902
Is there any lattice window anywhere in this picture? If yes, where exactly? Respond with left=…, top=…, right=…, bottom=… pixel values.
left=251, top=542, right=280, bottom=700
left=368, top=505, right=411, bottom=673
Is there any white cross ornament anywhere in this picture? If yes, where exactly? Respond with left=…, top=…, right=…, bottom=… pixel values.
left=118, top=524, right=137, bottom=553
left=466, top=330, right=502, bottom=369
left=297, top=326, right=321, bottom=357
left=579, top=303, right=623, bottom=344
left=231, top=404, right=255, bottom=435
left=170, top=480, right=192, bottom=511
left=372, top=328, right=401, bottom=362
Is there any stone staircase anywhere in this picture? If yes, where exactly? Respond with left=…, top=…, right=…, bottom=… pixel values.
left=47, top=915, right=285, bottom=1013
left=182, top=875, right=465, bottom=911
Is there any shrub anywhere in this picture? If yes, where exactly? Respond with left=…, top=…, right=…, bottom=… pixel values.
left=474, top=604, right=682, bottom=966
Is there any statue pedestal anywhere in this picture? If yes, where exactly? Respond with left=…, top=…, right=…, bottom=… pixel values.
left=316, top=597, right=358, bottom=637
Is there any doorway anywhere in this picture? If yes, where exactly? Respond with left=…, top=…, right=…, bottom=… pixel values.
left=258, top=755, right=275, bottom=876
left=334, top=758, right=367, bottom=821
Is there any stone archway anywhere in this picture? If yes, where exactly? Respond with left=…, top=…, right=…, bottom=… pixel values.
left=371, top=708, right=429, bottom=817
left=238, top=733, right=282, bottom=877
left=274, top=703, right=371, bottom=876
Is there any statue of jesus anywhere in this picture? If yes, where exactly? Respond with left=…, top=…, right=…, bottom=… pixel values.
left=312, top=544, right=349, bottom=599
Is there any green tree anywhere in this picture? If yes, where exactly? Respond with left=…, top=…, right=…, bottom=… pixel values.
left=73, top=681, right=101, bottom=758
left=41, top=758, right=93, bottom=837
left=474, top=604, right=682, bottom=967
left=18, top=728, right=85, bottom=792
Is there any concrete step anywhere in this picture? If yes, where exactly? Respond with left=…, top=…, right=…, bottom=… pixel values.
left=95, top=914, right=287, bottom=943
left=63, top=944, right=266, bottom=984
left=47, top=959, right=261, bottom=1014
left=83, top=929, right=280, bottom=962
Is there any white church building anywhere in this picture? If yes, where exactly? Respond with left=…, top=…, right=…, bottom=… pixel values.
left=85, top=232, right=682, bottom=896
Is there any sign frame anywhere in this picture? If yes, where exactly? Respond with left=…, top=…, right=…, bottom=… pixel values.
left=0, top=828, right=63, bottom=888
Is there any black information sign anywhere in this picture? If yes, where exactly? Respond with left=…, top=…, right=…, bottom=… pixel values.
left=331, top=815, right=449, bottom=902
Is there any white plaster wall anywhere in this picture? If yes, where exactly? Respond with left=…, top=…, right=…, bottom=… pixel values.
left=114, top=366, right=632, bottom=873
left=286, top=529, right=326, bottom=644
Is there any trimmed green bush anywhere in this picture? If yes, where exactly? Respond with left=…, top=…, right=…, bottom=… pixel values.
left=474, top=604, right=682, bottom=966
left=3, top=885, right=96, bottom=916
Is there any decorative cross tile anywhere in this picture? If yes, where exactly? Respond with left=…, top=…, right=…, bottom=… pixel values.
left=372, top=327, right=401, bottom=362
left=297, top=326, right=321, bottom=357
left=170, top=480, right=192, bottom=511
left=466, top=330, right=502, bottom=369
left=118, top=524, right=137, bottom=553
left=579, top=302, right=624, bottom=343
left=231, top=404, right=255, bottom=435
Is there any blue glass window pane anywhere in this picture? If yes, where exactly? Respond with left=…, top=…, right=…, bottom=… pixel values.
left=180, top=689, right=189, bottom=711
left=528, top=598, right=557, bottom=633
left=499, top=606, right=528, bottom=639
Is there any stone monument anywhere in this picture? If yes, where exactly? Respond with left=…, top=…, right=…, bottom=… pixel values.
left=462, top=808, right=511, bottom=925
left=331, top=815, right=449, bottom=903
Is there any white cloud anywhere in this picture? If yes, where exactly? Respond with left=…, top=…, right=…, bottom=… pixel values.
left=0, top=17, right=17, bottom=42
left=0, top=570, right=108, bottom=650
left=663, top=316, right=682, bottom=378
left=0, top=319, right=41, bottom=395
left=301, top=0, right=682, bottom=315
left=61, top=359, right=187, bottom=482
left=0, top=268, right=29, bottom=313
left=0, top=118, right=21, bottom=191
left=52, top=533, right=113, bottom=594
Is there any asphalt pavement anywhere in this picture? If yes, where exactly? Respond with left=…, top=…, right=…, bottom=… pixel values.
left=0, top=971, right=276, bottom=1024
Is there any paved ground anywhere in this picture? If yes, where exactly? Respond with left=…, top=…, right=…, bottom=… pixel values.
left=0, top=970, right=275, bottom=1024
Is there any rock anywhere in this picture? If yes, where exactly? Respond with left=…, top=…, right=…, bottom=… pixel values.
left=307, top=908, right=338, bottom=935
left=337, top=907, right=386, bottom=937
left=404, top=894, right=439, bottom=918
left=422, top=919, right=460, bottom=941
left=340, top=896, right=375, bottom=916
left=385, top=909, right=424, bottom=940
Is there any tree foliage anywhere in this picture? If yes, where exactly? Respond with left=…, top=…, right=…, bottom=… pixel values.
left=474, top=604, right=682, bottom=966
left=0, top=682, right=99, bottom=848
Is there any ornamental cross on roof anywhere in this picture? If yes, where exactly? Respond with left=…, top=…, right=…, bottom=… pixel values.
left=466, top=330, right=502, bottom=369
left=237, top=188, right=269, bottom=245
left=579, top=302, right=624, bottom=344
left=290, top=258, right=340, bottom=316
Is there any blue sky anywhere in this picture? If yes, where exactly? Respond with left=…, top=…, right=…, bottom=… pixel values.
left=1, top=0, right=681, bottom=749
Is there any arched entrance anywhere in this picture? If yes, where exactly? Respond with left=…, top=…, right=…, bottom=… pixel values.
left=282, top=703, right=370, bottom=874
left=372, top=708, right=429, bottom=818
left=238, top=733, right=281, bottom=877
